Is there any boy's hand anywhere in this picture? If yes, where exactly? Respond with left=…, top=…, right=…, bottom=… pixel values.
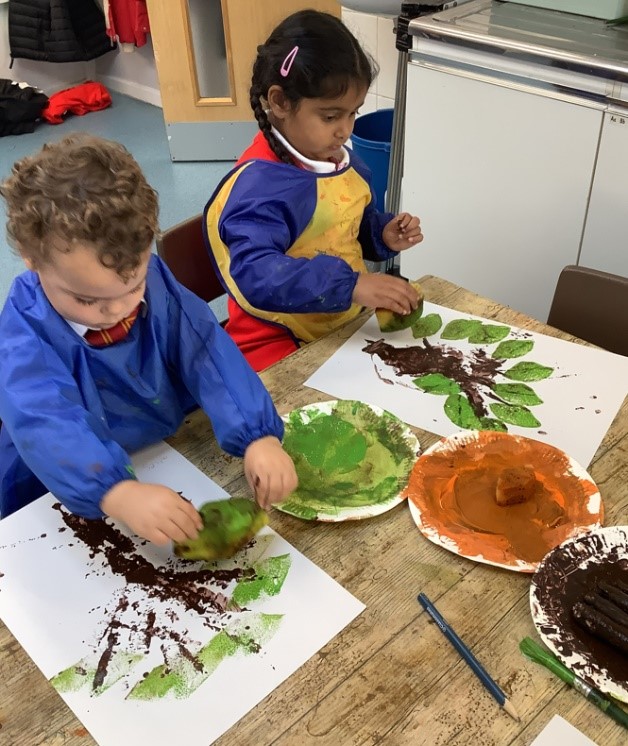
left=244, top=436, right=298, bottom=510
left=382, top=213, right=423, bottom=251
left=101, top=480, right=203, bottom=546
left=352, top=273, right=421, bottom=315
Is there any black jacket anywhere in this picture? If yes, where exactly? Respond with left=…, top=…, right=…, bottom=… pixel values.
left=0, top=79, right=48, bottom=136
left=8, top=0, right=115, bottom=63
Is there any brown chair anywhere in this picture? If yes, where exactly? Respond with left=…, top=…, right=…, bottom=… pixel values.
left=155, top=214, right=225, bottom=304
left=547, top=265, right=628, bottom=356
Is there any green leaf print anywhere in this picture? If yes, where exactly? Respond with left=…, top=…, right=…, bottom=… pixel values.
left=441, top=319, right=483, bottom=340
left=413, top=373, right=461, bottom=396
left=489, top=403, right=541, bottom=428
left=492, top=383, right=543, bottom=406
left=444, top=393, right=482, bottom=429
left=493, top=340, right=534, bottom=359
left=411, top=314, right=443, bottom=338
left=468, top=324, right=511, bottom=344
left=478, top=418, right=508, bottom=432
left=502, top=361, right=554, bottom=382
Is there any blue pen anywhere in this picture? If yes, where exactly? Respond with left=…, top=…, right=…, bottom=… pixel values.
left=418, top=593, right=520, bottom=721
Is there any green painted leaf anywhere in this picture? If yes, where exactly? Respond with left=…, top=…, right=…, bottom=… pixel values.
left=441, top=319, right=482, bottom=340
left=502, top=361, right=554, bottom=382
left=444, top=393, right=482, bottom=429
left=492, top=382, right=543, bottom=406
left=411, top=313, right=442, bottom=338
left=468, top=324, right=511, bottom=344
left=478, top=418, right=508, bottom=432
left=489, top=403, right=541, bottom=428
left=492, top=339, right=534, bottom=359
left=413, top=373, right=461, bottom=396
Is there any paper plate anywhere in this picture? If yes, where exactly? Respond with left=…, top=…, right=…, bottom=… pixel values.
left=404, top=430, right=602, bottom=572
left=530, top=526, right=628, bottom=702
left=277, top=399, right=420, bottom=522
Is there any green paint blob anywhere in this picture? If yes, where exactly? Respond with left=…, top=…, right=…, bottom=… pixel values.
left=489, top=403, right=541, bottom=428
left=502, top=361, right=554, bottom=382
left=51, top=651, right=143, bottom=694
left=493, top=339, right=534, bottom=359
left=282, top=400, right=417, bottom=518
left=468, top=324, right=510, bottom=344
left=127, top=613, right=283, bottom=700
left=492, top=382, right=543, bottom=406
left=441, top=319, right=483, bottom=340
left=231, top=554, right=291, bottom=606
left=413, top=373, right=461, bottom=396
left=411, top=313, right=442, bottom=338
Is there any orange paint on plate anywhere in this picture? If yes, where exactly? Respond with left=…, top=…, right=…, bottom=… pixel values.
left=405, top=431, right=602, bottom=568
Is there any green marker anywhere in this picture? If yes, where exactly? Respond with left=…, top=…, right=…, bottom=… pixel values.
left=520, top=637, right=628, bottom=730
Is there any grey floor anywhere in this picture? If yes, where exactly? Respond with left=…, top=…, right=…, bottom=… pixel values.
left=0, top=93, right=233, bottom=313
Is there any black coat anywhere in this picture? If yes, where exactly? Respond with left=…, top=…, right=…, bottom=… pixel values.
left=0, top=79, right=49, bottom=136
left=8, top=0, right=115, bottom=63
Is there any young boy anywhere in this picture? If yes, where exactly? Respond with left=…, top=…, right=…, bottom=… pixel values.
left=0, top=134, right=297, bottom=545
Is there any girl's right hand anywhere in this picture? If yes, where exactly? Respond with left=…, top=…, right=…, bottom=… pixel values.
left=352, top=274, right=420, bottom=315
left=101, top=480, right=203, bottom=545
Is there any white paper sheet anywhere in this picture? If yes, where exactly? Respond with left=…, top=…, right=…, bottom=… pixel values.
left=0, top=443, right=364, bottom=746
left=530, top=715, right=598, bottom=746
left=305, top=303, right=628, bottom=466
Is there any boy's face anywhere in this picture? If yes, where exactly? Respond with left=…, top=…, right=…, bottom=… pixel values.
left=25, top=242, right=151, bottom=329
left=269, top=83, right=367, bottom=162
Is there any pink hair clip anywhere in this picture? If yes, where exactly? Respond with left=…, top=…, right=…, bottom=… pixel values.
left=280, top=46, right=299, bottom=77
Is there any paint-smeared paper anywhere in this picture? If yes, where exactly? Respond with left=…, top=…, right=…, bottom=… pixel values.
left=0, top=443, right=364, bottom=746
left=305, top=303, right=628, bottom=466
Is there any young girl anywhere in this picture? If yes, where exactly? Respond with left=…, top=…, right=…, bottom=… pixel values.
left=204, top=9, right=423, bottom=372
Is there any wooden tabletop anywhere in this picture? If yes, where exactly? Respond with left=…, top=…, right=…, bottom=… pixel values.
left=1, top=275, right=626, bottom=745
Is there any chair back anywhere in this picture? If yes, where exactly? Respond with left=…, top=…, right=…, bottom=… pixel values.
left=156, top=214, right=225, bottom=304
left=547, top=265, right=628, bottom=356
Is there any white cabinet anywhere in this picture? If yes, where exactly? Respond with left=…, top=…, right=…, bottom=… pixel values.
left=579, top=110, right=628, bottom=278
left=400, top=62, right=604, bottom=322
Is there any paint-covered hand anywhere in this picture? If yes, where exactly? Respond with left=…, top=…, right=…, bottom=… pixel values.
left=353, top=273, right=421, bottom=315
left=244, top=436, right=298, bottom=511
left=101, top=480, right=203, bottom=546
left=382, top=213, right=423, bottom=251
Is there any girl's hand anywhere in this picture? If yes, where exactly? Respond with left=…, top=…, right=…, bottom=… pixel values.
left=101, top=480, right=203, bottom=545
left=352, top=273, right=420, bottom=315
left=382, top=213, right=423, bottom=251
left=244, top=436, right=298, bottom=510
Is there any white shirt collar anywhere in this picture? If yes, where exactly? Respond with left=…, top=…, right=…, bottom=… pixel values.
left=64, top=298, right=147, bottom=339
left=271, top=127, right=349, bottom=173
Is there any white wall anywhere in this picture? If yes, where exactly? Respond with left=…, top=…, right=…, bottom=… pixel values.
left=0, top=4, right=397, bottom=112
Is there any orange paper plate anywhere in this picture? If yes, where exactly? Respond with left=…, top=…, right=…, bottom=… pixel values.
left=404, top=430, right=602, bottom=572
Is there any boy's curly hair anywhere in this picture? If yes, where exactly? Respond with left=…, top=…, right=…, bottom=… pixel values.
left=0, top=133, right=159, bottom=279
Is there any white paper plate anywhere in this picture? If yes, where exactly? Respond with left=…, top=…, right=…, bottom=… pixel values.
left=277, top=399, right=420, bottom=522
left=405, top=430, right=602, bottom=572
left=530, top=526, right=628, bottom=703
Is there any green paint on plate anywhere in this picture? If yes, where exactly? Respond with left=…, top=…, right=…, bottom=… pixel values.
left=281, top=400, right=416, bottom=518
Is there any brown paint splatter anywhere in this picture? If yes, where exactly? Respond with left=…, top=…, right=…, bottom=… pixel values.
left=363, top=338, right=503, bottom=418
left=51, top=503, right=255, bottom=689
left=404, top=431, right=601, bottom=568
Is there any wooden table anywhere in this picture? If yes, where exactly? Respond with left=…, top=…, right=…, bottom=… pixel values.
left=1, top=276, right=626, bottom=745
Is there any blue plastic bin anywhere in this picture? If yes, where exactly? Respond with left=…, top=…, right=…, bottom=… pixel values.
left=350, top=108, right=393, bottom=211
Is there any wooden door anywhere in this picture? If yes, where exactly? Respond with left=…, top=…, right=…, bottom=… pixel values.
left=146, top=0, right=340, bottom=161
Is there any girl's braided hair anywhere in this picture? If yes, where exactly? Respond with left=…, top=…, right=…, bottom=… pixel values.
left=250, top=10, right=377, bottom=164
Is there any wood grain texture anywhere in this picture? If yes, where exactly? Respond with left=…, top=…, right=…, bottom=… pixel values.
left=0, top=276, right=625, bottom=745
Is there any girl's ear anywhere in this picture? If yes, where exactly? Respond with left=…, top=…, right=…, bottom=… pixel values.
left=267, top=85, right=292, bottom=119
left=22, top=255, right=36, bottom=272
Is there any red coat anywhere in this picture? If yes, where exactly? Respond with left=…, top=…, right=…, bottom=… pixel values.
left=105, top=0, right=150, bottom=47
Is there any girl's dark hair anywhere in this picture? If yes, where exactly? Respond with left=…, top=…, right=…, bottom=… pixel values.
left=250, top=10, right=377, bottom=164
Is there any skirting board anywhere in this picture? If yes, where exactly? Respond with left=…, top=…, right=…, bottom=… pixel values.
left=166, top=121, right=258, bottom=162
left=98, top=74, right=162, bottom=108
